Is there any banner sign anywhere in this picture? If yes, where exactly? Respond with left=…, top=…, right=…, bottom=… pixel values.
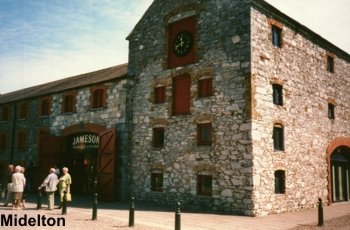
left=72, top=133, right=99, bottom=150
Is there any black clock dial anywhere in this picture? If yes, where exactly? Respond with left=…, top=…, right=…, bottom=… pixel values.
left=172, top=31, right=193, bottom=57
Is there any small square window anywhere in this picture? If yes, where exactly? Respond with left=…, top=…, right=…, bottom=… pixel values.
left=154, top=86, right=166, bottom=104
left=1, top=106, right=9, bottom=121
left=19, top=103, right=28, bottom=119
left=153, top=127, right=164, bottom=148
left=272, top=84, right=283, bottom=106
left=17, top=130, right=27, bottom=151
left=275, top=170, right=285, bottom=194
left=92, top=89, right=104, bottom=109
left=327, top=55, right=334, bottom=73
left=328, top=103, right=335, bottom=120
left=272, top=26, right=282, bottom=48
left=197, top=175, right=212, bottom=196
left=197, top=123, right=212, bottom=146
left=63, top=95, right=75, bottom=113
left=273, top=125, right=284, bottom=151
left=198, top=78, right=213, bottom=97
left=151, top=173, right=163, bottom=192
left=40, top=98, right=51, bottom=116
left=0, top=134, right=7, bottom=152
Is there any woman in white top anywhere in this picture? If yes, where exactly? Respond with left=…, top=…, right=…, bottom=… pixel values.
left=11, top=165, right=26, bottom=209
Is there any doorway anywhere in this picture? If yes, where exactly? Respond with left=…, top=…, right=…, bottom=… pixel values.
left=331, top=146, right=350, bottom=202
left=63, top=132, right=99, bottom=195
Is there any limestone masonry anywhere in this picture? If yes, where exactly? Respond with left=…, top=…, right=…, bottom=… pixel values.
left=0, top=0, right=349, bottom=216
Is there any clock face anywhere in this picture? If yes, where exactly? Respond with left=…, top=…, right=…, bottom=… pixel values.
left=172, top=31, right=193, bottom=57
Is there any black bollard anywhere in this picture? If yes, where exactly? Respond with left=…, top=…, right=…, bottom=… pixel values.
left=62, top=191, right=67, bottom=215
left=175, top=202, right=181, bottom=230
left=36, top=189, right=42, bottom=209
left=129, top=197, right=135, bottom=227
left=317, top=198, right=324, bottom=226
left=92, top=193, right=98, bottom=220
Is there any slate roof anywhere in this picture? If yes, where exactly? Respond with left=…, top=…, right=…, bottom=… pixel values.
left=0, top=63, right=128, bottom=105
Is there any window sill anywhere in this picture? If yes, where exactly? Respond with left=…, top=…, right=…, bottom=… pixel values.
left=89, top=107, right=106, bottom=111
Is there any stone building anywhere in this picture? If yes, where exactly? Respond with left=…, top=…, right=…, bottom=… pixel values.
left=0, top=64, right=132, bottom=200
left=127, top=0, right=350, bottom=216
left=0, top=0, right=349, bottom=216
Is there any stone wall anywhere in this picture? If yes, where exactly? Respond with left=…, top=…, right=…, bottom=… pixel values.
left=250, top=7, right=350, bottom=216
left=51, top=79, right=130, bottom=134
left=128, top=0, right=254, bottom=215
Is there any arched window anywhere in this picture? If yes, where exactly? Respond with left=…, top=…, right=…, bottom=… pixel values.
left=273, top=124, right=284, bottom=151
left=90, top=86, right=107, bottom=109
left=275, top=170, right=285, bottom=194
left=40, top=97, right=51, bottom=116
left=272, top=84, right=283, bottom=106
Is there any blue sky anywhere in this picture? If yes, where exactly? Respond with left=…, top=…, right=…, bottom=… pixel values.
left=0, top=0, right=349, bottom=94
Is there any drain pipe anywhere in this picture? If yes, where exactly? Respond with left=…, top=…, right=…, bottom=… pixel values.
left=10, top=104, right=17, bottom=163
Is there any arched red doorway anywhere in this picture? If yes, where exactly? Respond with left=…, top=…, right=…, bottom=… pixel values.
left=61, top=124, right=106, bottom=195
left=37, top=123, right=106, bottom=193
left=326, top=137, right=350, bottom=204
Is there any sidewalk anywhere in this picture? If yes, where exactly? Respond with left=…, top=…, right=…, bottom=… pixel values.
left=0, top=195, right=349, bottom=229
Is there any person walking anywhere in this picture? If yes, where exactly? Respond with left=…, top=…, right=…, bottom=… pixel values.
left=58, top=167, right=72, bottom=208
left=11, top=165, right=26, bottom=209
left=19, top=167, right=27, bottom=207
left=39, top=168, right=59, bottom=210
left=3, top=164, right=14, bottom=206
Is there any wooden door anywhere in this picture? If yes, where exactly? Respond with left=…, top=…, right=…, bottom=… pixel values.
left=37, top=134, right=62, bottom=186
left=97, top=128, right=116, bottom=201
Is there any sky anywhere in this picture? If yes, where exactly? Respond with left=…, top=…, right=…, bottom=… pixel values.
left=0, top=0, right=349, bottom=94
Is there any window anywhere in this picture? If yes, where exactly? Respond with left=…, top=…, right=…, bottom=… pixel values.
left=19, top=103, right=28, bottom=119
left=273, top=124, right=284, bottom=151
left=0, top=134, right=7, bottom=152
left=327, top=55, right=334, bottom=73
left=197, top=123, right=212, bottom=146
left=90, top=87, right=107, bottom=109
left=272, top=84, right=283, bottom=106
left=40, top=98, right=51, bottom=116
left=153, top=127, right=164, bottom=148
left=154, top=86, right=166, bottom=104
left=151, top=173, right=163, bottom=192
left=63, top=94, right=75, bottom=113
left=17, top=130, right=27, bottom=151
left=272, top=26, right=282, bottom=48
left=275, top=170, right=285, bottom=194
left=198, top=78, right=213, bottom=97
left=328, top=103, right=335, bottom=120
left=172, top=75, right=191, bottom=115
left=1, top=106, right=9, bottom=121
left=92, top=89, right=104, bottom=109
left=197, top=175, right=212, bottom=196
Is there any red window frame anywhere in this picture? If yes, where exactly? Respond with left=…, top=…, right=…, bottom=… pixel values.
left=198, top=78, right=213, bottom=97
left=172, top=75, right=191, bottom=115
left=19, top=103, right=28, bottom=119
left=40, top=97, right=51, bottom=116
left=154, top=86, right=166, bottom=104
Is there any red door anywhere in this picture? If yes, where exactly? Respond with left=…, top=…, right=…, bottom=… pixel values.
left=97, top=128, right=116, bottom=201
left=37, top=134, right=62, bottom=186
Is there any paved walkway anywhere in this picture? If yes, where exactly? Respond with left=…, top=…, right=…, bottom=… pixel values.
left=0, top=195, right=350, bottom=229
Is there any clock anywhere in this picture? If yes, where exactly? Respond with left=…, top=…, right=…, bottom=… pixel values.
left=172, top=31, right=193, bottom=57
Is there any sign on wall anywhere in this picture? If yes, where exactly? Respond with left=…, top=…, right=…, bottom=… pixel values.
left=72, top=133, right=99, bottom=150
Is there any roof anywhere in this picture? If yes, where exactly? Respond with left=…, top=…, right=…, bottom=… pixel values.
left=0, top=63, right=128, bottom=105
left=250, top=0, right=350, bottom=62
